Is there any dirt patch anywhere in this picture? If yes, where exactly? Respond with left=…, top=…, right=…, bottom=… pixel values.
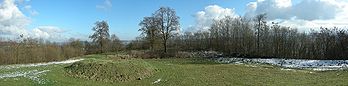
left=64, top=59, right=157, bottom=82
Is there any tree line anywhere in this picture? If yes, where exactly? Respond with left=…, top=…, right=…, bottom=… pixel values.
left=0, top=20, right=125, bottom=65
left=1, top=6, right=348, bottom=65
left=0, top=37, right=85, bottom=65
left=176, top=15, right=348, bottom=60
left=132, top=7, right=348, bottom=60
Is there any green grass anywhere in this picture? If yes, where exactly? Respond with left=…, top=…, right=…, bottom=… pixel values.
left=1, top=55, right=348, bottom=86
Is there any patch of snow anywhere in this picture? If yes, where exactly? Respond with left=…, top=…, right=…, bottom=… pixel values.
left=0, top=70, right=50, bottom=84
left=280, top=68, right=293, bottom=71
left=312, top=68, right=337, bottom=71
left=153, top=78, right=161, bottom=84
left=215, top=57, right=348, bottom=71
left=0, top=59, right=84, bottom=69
left=244, top=65, right=257, bottom=68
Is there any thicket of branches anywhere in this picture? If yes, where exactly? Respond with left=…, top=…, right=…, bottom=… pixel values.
left=132, top=13, right=348, bottom=59
left=85, top=20, right=124, bottom=54
left=0, top=20, right=125, bottom=65
left=176, top=15, right=348, bottom=59
left=135, top=7, right=180, bottom=53
left=0, top=38, right=85, bottom=65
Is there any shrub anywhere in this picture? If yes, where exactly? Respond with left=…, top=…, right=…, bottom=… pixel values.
left=174, top=51, right=194, bottom=58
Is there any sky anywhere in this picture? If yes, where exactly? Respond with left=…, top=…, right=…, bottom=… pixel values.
left=1, top=0, right=348, bottom=42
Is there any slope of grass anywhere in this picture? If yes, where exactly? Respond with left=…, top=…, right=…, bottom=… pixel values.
left=1, top=55, right=348, bottom=86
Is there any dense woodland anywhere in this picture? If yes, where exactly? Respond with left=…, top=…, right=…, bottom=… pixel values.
left=1, top=7, right=348, bottom=65
left=129, top=7, right=348, bottom=60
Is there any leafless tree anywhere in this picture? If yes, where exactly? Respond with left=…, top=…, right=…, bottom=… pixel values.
left=153, top=7, right=180, bottom=53
left=253, top=13, right=267, bottom=55
left=139, top=17, right=160, bottom=50
left=89, top=20, right=110, bottom=53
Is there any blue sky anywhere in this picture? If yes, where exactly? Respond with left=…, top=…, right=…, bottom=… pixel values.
left=1, top=0, right=348, bottom=41
left=24, top=0, right=255, bottom=40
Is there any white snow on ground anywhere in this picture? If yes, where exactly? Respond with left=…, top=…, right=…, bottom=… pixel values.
left=280, top=68, right=294, bottom=71
left=153, top=78, right=161, bottom=84
left=0, top=59, right=84, bottom=69
left=0, top=58, right=84, bottom=84
left=0, top=70, right=50, bottom=84
left=216, top=58, right=348, bottom=71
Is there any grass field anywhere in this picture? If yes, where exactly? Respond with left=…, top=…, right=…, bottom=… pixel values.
left=1, top=54, right=348, bottom=86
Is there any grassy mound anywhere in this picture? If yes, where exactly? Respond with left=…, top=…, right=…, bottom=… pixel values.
left=64, top=58, right=157, bottom=82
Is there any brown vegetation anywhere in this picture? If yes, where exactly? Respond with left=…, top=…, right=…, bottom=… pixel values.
left=64, top=57, right=157, bottom=82
left=0, top=38, right=85, bottom=65
left=175, top=15, right=348, bottom=59
left=131, top=13, right=348, bottom=60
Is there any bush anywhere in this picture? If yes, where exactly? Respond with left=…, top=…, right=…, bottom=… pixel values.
left=174, top=51, right=194, bottom=58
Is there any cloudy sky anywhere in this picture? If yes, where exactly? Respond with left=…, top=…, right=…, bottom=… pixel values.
left=0, top=0, right=348, bottom=42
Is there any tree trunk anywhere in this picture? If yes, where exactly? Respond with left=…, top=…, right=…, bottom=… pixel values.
left=163, top=39, right=167, bottom=53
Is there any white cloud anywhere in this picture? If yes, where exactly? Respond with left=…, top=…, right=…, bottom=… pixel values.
left=96, top=0, right=112, bottom=11
left=0, top=0, right=30, bottom=36
left=292, top=0, right=339, bottom=20
left=24, top=5, right=39, bottom=16
left=246, top=0, right=293, bottom=20
left=189, top=0, right=348, bottom=32
left=35, top=26, right=65, bottom=33
left=187, top=5, right=238, bottom=32
left=0, top=0, right=68, bottom=42
left=15, top=0, right=38, bottom=16
left=247, top=2, right=257, bottom=10
left=246, top=0, right=348, bottom=31
left=32, top=26, right=67, bottom=41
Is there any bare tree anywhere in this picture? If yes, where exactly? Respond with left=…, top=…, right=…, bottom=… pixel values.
left=89, top=20, right=110, bottom=53
left=254, top=13, right=267, bottom=55
left=153, top=7, right=180, bottom=53
left=139, top=17, right=160, bottom=50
